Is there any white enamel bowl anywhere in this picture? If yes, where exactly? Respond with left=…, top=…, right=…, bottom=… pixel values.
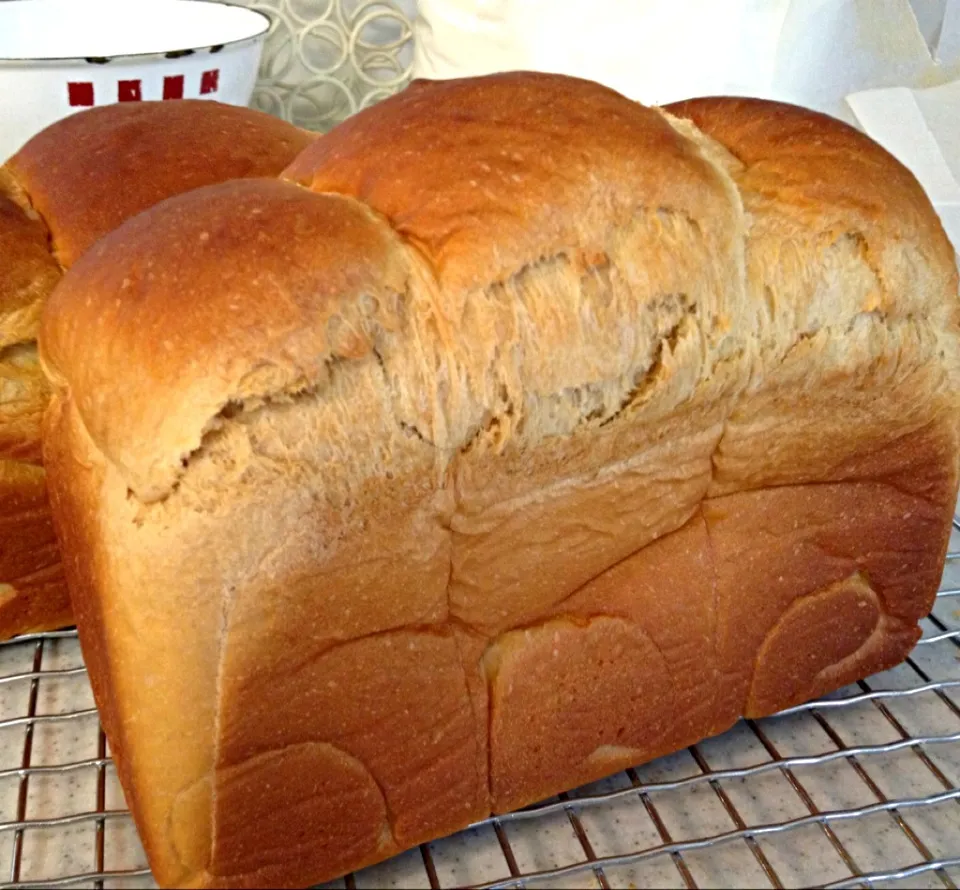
left=0, top=0, right=270, bottom=161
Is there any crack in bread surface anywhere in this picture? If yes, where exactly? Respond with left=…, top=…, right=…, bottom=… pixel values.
left=114, top=189, right=746, bottom=508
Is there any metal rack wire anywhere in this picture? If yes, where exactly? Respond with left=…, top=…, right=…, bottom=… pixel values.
left=0, top=515, right=958, bottom=890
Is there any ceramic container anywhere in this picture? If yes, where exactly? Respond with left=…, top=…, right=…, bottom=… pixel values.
left=0, top=0, right=270, bottom=161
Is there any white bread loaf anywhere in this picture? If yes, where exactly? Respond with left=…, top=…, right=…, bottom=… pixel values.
left=38, top=73, right=960, bottom=888
left=0, top=101, right=314, bottom=640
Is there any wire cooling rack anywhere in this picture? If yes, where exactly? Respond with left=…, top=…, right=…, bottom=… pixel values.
left=0, top=514, right=958, bottom=890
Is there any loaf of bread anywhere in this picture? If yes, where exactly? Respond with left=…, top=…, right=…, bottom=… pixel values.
left=0, top=100, right=314, bottom=640
left=39, top=74, right=960, bottom=889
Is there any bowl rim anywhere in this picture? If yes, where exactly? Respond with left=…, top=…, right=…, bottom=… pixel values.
left=0, top=0, right=271, bottom=64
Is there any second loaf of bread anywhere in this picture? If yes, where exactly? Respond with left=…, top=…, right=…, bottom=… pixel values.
left=39, top=74, right=960, bottom=888
left=0, top=100, right=315, bottom=640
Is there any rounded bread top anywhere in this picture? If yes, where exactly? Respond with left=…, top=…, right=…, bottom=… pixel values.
left=282, top=72, right=736, bottom=291
left=40, top=177, right=407, bottom=502
left=665, top=96, right=958, bottom=314
left=4, top=100, right=316, bottom=269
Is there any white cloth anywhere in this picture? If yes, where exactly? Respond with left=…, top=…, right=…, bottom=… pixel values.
left=412, top=0, right=960, bottom=123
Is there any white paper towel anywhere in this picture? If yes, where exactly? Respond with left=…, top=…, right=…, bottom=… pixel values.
left=847, top=80, right=960, bottom=256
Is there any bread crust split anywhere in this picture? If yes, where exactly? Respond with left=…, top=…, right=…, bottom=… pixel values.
left=0, top=101, right=316, bottom=640
left=38, top=73, right=960, bottom=888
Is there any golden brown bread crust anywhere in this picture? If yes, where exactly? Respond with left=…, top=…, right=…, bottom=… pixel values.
left=40, top=76, right=960, bottom=888
left=1, top=101, right=317, bottom=642
left=5, top=100, right=317, bottom=268
left=0, top=458, right=70, bottom=637
left=0, top=190, right=61, bottom=350
left=663, top=97, right=960, bottom=496
left=0, top=179, right=63, bottom=638
left=0, top=343, right=47, bottom=465
left=282, top=74, right=736, bottom=292
left=41, top=177, right=410, bottom=503
left=665, top=96, right=958, bottom=291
